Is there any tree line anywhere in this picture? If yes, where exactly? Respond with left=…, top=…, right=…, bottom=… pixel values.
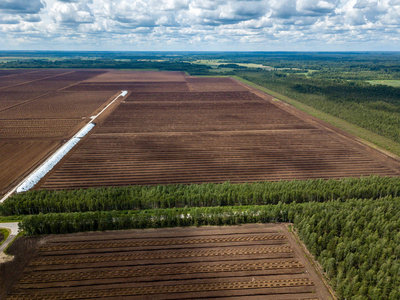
left=2, top=176, right=399, bottom=216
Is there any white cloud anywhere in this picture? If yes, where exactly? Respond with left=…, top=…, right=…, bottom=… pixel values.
left=50, top=1, right=94, bottom=24
left=0, top=0, right=399, bottom=50
left=0, top=0, right=45, bottom=14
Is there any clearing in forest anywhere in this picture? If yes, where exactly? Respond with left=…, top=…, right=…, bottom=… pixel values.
left=5, top=224, right=333, bottom=299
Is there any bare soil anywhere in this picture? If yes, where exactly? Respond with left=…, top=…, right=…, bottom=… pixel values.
left=0, top=91, right=117, bottom=120
left=0, top=140, right=59, bottom=194
left=0, top=70, right=119, bottom=195
left=186, top=77, right=249, bottom=91
left=64, top=82, right=190, bottom=92
left=85, top=70, right=187, bottom=82
left=0, top=236, right=44, bottom=299
left=38, top=73, right=400, bottom=190
left=4, top=224, right=333, bottom=299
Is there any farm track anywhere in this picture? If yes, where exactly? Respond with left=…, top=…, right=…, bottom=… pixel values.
left=7, top=224, right=331, bottom=299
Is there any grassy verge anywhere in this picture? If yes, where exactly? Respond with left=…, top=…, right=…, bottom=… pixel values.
left=234, top=76, right=400, bottom=157
left=0, top=216, right=23, bottom=223
left=0, top=228, right=10, bottom=246
left=3, top=232, right=23, bottom=255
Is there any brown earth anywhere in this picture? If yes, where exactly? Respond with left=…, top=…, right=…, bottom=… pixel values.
left=4, top=224, right=334, bottom=299
left=0, top=70, right=70, bottom=89
left=186, top=77, right=249, bottom=91
left=3, top=70, right=400, bottom=193
left=85, top=70, right=187, bottom=82
left=0, top=70, right=34, bottom=78
left=125, top=91, right=265, bottom=102
left=0, top=140, right=59, bottom=193
left=0, top=91, right=118, bottom=120
left=64, top=82, right=190, bottom=92
left=0, top=236, right=45, bottom=299
left=0, top=70, right=119, bottom=195
left=38, top=73, right=400, bottom=190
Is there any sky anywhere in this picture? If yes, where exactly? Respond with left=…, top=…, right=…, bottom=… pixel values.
left=0, top=0, right=399, bottom=51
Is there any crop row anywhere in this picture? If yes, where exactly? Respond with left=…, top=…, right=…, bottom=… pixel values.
left=125, top=91, right=264, bottom=102
left=31, top=246, right=293, bottom=266
left=65, top=81, right=189, bottom=92
left=20, top=260, right=303, bottom=283
left=8, top=278, right=314, bottom=299
left=38, top=234, right=286, bottom=251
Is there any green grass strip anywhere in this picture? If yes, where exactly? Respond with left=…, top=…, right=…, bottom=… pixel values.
left=0, top=228, right=10, bottom=247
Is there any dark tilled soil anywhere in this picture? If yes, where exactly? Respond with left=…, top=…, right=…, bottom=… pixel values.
left=0, top=236, right=45, bottom=299
left=39, top=74, right=400, bottom=190
left=5, top=224, right=333, bottom=299
left=0, top=70, right=119, bottom=195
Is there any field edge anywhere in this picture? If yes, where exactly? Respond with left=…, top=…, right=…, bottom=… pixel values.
left=233, top=75, right=400, bottom=158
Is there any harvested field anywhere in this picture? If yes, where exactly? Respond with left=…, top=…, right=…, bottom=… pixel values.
left=0, top=91, right=49, bottom=111
left=0, top=140, right=58, bottom=193
left=0, top=91, right=118, bottom=119
left=65, top=82, right=189, bottom=92
left=0, top=119, right=82, bottom=139
left=96, top=101, right=313, bottom=133
left=41, top=131, right=399, bottom=188
left=0, top=70, right=120, bottom=195
left=85, top=70, right=187, bottom=82
left=0, top=70, right=70, bottom=88
left=0, top=70, right=33, bottom=77
left=187, top=77, right=249, bottom=91
left=39, top=72, right=400, bottom=190
left=5, top=224, right=332, bottom=299
left=125, top=91, right=264, bottom=102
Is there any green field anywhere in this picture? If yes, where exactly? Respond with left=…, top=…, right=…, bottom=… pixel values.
left=368, top=80, right=400, bottom=87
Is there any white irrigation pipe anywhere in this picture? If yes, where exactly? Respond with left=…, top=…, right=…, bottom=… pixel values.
left=90, top=90, right=127, bottom=123
left=16, top=137, right=81, bottom=193
left=0, top=90, right=127, bottom=202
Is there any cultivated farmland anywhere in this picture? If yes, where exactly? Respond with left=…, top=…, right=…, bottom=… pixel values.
left=37, top=72, right=400, bottom=190
left=6, top=224, right=332, bottom=299
left=0, top=70, right=118, bottom=195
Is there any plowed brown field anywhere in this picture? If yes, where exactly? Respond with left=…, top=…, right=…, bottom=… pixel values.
left=0, top=70, right=120, bottom=195
left=38, top=73, right=400, bottom=190
left=5, top=224, right=333, bottom=299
